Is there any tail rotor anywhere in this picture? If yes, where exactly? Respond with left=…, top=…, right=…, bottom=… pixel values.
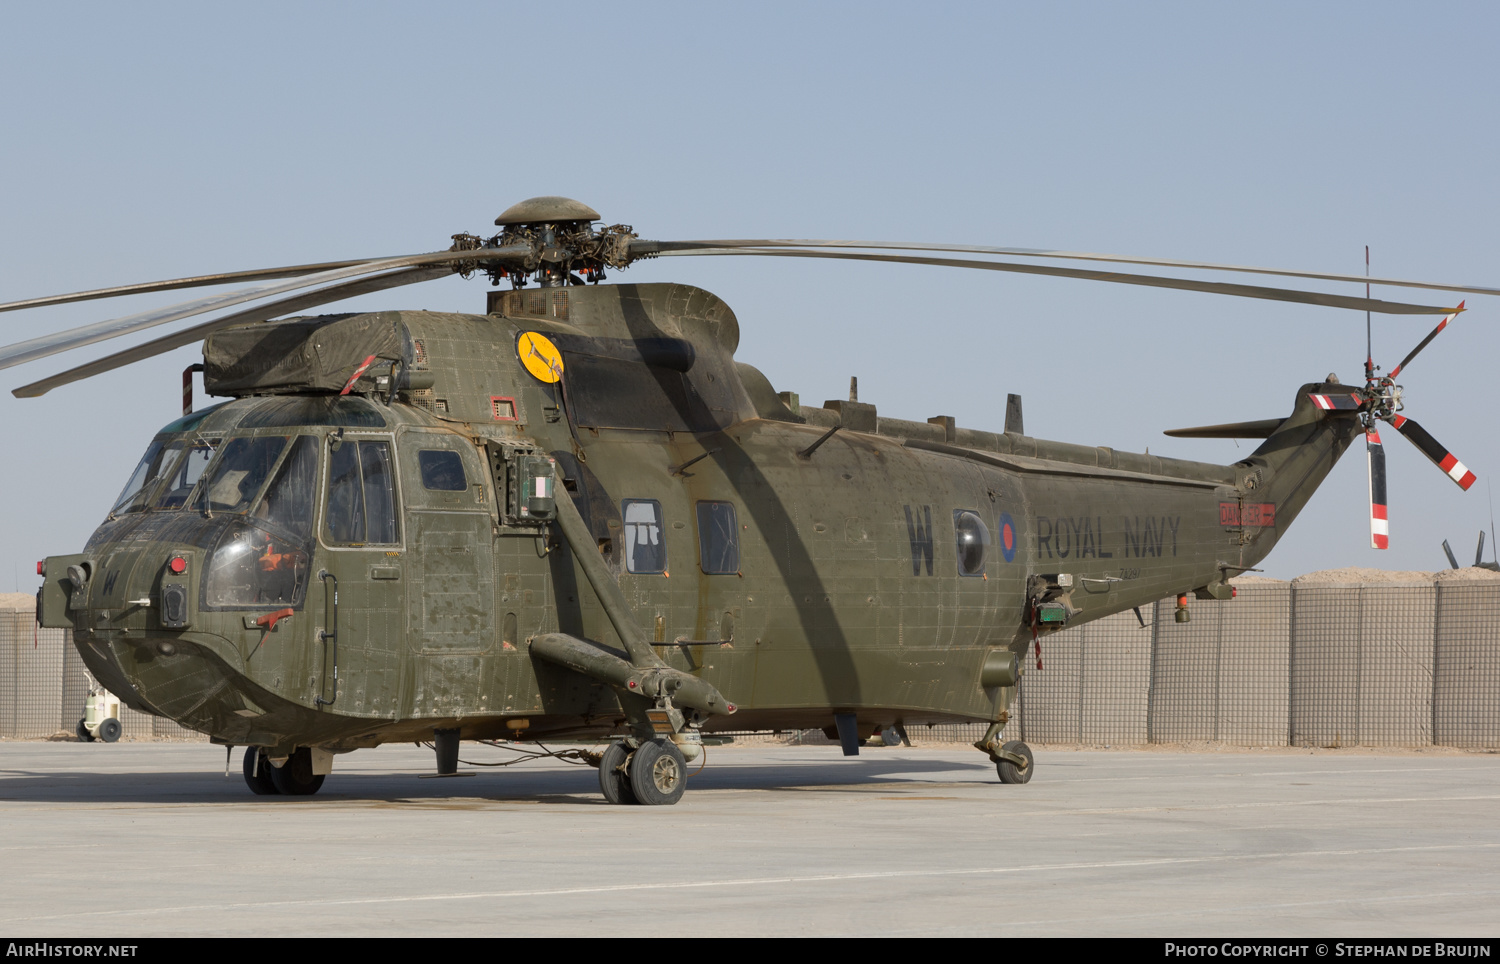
left=1324, top=301, right=1473, bottom=550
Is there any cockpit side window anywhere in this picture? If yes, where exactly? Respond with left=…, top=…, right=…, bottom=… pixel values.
left=203, top=436, right=317, bottom=612
left=324, top=439, right=399, bottom=545
left=193, top=436, right=288, bottom=514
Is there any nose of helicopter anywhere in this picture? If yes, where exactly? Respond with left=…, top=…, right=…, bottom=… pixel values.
left=41, top=544, right=265, bottom=739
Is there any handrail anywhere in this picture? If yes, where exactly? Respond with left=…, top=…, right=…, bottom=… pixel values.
left=316, top=570, right=339, bottom=707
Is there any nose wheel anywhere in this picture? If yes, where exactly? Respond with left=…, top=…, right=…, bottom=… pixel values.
left=597, top=741, right=639, bottom=805
left=242, top=747, right=278, bottom=795
left=241, top=746, right=325, bottom=796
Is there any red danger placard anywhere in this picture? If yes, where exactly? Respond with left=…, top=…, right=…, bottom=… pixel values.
left=1220, top=502, right=1276, bottom=527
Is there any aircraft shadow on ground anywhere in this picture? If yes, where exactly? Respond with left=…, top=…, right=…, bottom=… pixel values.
left=0, top=755, right=997, bottom=806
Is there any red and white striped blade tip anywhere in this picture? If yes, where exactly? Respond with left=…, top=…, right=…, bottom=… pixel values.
left=1390, top=414, right=1478, bottom=491
left=1370, top=503, right=1389, bottom=549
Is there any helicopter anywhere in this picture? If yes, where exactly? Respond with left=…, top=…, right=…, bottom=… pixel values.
left=7, top=196, right=1493, bottom=805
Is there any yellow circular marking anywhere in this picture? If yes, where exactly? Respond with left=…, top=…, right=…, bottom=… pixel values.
left=518, top=332, right=564, bottom=384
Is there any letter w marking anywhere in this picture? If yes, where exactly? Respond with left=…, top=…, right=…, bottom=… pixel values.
left=904, top=504, right=934, bottom=576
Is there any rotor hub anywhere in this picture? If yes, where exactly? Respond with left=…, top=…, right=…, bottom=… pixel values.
left=448, top=197, right=639, bottom=289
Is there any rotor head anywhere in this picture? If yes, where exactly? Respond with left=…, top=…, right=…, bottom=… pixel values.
left=494, top=196, right=602, bottom=226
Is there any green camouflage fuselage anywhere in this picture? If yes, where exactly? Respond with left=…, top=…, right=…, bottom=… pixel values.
left=38, top=283, right=1357, bottom=753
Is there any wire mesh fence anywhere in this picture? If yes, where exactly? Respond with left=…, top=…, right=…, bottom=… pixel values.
left=1150, top=578, right=1291, bottom=745
left=3, top=570, right=1498, bottom=746
left=1434, top=575, right=1500, bottom=749
left=1289, top=576, right=1436, bottom=747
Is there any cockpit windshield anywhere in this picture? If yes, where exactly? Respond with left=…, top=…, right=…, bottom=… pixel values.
left=110, top=436, right=220, bottom=514
left=111, top=439, right=172, bottom=514
left=192, top=437, right=288, bottom=514
left=154, top=439, right=219, bottom=509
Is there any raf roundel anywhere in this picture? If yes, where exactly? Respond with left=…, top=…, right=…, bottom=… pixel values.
left=998, top=513, right=1018, bottom=563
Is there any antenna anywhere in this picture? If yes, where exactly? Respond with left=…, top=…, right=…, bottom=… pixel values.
left=1364, top=245, right=1373, bottom=383
left=1489, top=479, right=1496, bottom=566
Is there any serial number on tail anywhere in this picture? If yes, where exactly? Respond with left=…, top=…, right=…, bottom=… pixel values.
left=1220, top=502, right=1277, bottom=527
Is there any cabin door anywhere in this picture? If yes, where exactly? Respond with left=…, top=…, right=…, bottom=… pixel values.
left=399, top=431, right=495, bottom=716
left=316, top=432, right=405, bottom=713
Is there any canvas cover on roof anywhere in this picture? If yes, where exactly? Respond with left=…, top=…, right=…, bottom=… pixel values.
left=203, top=313, right=409, bottom=395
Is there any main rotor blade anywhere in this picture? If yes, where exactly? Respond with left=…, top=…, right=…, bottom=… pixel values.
left=1443, top=539, right=1460, bottom=569
left=12, top=265, right=450, bottom=398
left=0, top=245, right=527, bottom=373
left=641, top=239, right=1500, bottom=299
left=650, top=247, right=1455, bottom=314
left=1389, top=301, right=1464, bottom=379
left=1389, top=414, right=1478, bottom=490
left=1367, top=426, right=1389, bottom=550
left=0, top=257, right=393, bottom=315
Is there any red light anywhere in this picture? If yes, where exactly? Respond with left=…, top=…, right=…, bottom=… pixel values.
left=169, top=557, right=187, bottom=574
left=36, top=561, right=44, bottom=576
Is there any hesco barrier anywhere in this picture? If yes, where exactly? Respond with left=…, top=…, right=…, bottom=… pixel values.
left=1149, top=576, right=1290, bottom=745
left=2, top=570, right=1498, bottom=746
left=0, top=604, right=199, bottom=741
left=1289, top=571, right=1436, bottom=747
left=1433, top=569, right=1500, bottom=748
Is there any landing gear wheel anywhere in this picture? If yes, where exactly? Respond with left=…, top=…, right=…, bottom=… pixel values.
left=598, top=741, right=639, bottom=806
left=996, top=740, right=1034, bottom=785
left=268, top=747, right=325, bottom=796
left=878, top=725, right=902, bottom=747
left=76, top=719, right=94, bottom=743
left=242, top=747, right=279, bottom=795
left=97, top=717, right=122, bottom=743
left=628, top=739, right=687, bottom=806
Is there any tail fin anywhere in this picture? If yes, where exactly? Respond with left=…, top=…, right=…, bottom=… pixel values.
left=1233, top=382, right=1362, bottom=563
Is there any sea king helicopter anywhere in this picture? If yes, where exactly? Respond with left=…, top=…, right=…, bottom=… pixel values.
left=6, top=197, right=1492, bottom=805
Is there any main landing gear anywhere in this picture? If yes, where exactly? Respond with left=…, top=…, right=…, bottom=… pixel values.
left=597, top=739, right=688, bottom=806
left=975, top=721, right=1035, bottom=785
left=242, top=747, right=326, bottom=796
left=993, top=741, right=1034, bottom=784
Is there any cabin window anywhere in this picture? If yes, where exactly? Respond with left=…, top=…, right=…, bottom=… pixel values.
left=193, top=436, right=288, bottom=514
left=696, top=501, right=740, bottom=574
left=953, top=509, right=990, bottom=576
left=622, top=499, right=666, bottom=574
left=418, top=450, right=468, bottom=491
left=324, top=439, right=399, bottom=545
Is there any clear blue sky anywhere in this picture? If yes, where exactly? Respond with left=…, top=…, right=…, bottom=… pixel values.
left=2, top=1, right=1497, bottom=585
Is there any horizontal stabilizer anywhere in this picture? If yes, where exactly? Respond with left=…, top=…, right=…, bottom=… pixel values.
left=1163, top=418, right=1283, bottom=439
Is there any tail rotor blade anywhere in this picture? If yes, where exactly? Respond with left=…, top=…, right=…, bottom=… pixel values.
left=1367, top=427, right=1389, bottom=549
left=1389, top=301, right=1465, bottom=379
left=1389, top=414, right=1478, bottom=490
left=1477, top=531, right=1487, bottom=568
left=1443, top=540, right=1460, bottom=569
